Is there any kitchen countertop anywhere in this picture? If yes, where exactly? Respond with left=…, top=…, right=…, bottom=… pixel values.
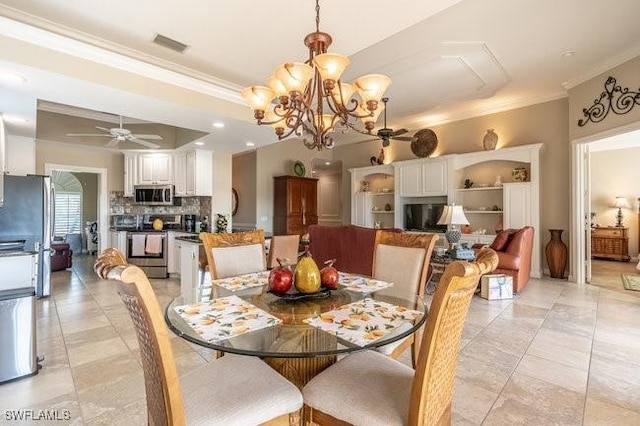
left=176, top=235, right=202, bottom=244
left=0, top=250, right=38, bottom=258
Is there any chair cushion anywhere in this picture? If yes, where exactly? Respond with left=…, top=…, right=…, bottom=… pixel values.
left=490, top=230, right=514, bottom=251
left=182, top=354, right=302, bottom=426
left=303, top=350, right=413, bottom=426
left=211, top=243, right=265, bottom=278
left=373, top=244, right=426, bottom=300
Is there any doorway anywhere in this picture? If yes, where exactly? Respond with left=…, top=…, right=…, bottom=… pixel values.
left=45, top=163, right=108, bottom=255
left=571, top=123, right=640, bottom=285
left=312, top=159, right=343, bottom=226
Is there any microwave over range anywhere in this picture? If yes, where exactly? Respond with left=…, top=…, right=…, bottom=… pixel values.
left=134, top=185, right=174, bottom=205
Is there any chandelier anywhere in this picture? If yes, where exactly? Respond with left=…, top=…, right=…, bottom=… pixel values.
left=241, top=0, right=391, bottom=150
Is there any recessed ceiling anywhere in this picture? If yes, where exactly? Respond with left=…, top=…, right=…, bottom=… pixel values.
left=0, top=0, right=639, bottom=153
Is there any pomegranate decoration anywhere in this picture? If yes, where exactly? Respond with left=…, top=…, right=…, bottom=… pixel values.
left=320, top=259, right=339, bottom=290
left=268, top=258, right=293, bottom=295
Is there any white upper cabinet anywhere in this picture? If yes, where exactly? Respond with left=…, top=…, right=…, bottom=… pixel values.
left=397, top=158, right=448, bottom=197
left=138, top=153, right=172, bottom=185
left=123, top=153, right=137, bottom=196
left=173, top=152, right=187, bottom=196
left=185, top=149, right=213, bottom=196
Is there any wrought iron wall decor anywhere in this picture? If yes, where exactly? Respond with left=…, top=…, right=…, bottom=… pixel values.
left=578, top=76, right=640, bottom=127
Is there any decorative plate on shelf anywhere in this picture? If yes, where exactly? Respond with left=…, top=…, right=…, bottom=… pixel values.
left=411, top=129, right=438, bottom=158
left=293, top=161, right=306, bottom=177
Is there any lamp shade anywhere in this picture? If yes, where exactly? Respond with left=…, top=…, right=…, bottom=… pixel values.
left=613, top=197, right=629, bottom=209
left=275, top=62, right=314, bottom=93
left=313, top=53, right=350, bottom=82
left=241, top=86, right=276, bottom=112
left=354, top=74, right=391, bottom=106
left=437, top=205, right=469, bottom=226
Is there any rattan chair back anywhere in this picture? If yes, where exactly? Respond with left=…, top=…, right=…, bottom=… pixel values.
left=408, top=248, right=498, bottom=425
left=199, top=230, right=266, bottom=279
left=94, top=248, right=185, bottom=426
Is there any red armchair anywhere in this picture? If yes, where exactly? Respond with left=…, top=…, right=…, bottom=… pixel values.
left=486, top=227, right=535, bottom=293
left=51, top=242, right=73, bottom=271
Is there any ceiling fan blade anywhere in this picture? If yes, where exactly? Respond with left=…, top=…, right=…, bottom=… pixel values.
left=391, top=128, right=408, bottom=136
left=105, top=138, right=120, bottom=148
left=95, top=126, right=112, bottom=132
left=355, top=138, right=381, bottom=145
left=66, top=133, right=110, bottom=137
left=130, top=137, right=160, bottom=149
left=130, top=134, right=163, bottom=140
left=391, top=136, right=416, bottom=141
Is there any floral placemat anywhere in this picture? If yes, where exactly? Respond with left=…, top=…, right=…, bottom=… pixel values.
left=173, top=295, right=281, bottom=343
left=213, top=271, right=270, bottom=292
left=304, top=298, right=422, bottom=347
left=338, top=272, right=393, bottom=293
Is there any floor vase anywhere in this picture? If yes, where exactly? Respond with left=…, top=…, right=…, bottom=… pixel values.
left=546, top=229, right=567, bottom=279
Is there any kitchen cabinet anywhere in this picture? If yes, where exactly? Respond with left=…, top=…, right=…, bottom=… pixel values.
left=173, top=152, right=187, bottom=196
left=138, top=153, right=172, bottom=185
left=109, top=230, right=127, bottom=254
left=396, top=158, right=447, bottom=197
left=273, top=176, right=318, bottom=236
left=172, top=150, right=212, bottom=196
left=168, top=231, right=192, bottom=274
left=179, top=239, right=201, bottom=299
left=591, top=226, right=630, bottom=261
left=123, top=153, right=137, bottom=196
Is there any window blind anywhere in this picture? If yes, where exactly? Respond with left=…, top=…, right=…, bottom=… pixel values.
left=54, top=191, right=83, bottom=237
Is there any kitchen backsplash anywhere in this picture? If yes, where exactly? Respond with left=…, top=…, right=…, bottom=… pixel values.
left=109, top=191, right=211, bottom=220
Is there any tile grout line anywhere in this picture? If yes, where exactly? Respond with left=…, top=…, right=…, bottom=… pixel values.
left=479, top=280, right=565, bottom=425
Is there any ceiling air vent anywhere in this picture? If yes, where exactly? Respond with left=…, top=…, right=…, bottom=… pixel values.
left=152, top=33, right=188, bottom=53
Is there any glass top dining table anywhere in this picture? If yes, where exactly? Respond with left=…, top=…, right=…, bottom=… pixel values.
left=164, top=272, right=429, bottom=359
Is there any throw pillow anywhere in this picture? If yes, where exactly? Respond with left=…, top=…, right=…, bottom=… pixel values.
left=490, top=230, right=515, bottom=251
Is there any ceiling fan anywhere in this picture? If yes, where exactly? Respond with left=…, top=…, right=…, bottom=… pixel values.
left=66, top=115, right=163, bottom=149
left=358, top=97, right=414, bottom=147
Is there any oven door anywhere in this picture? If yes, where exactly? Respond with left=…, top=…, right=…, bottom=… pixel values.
left=126, top=233, right=168, bottom=267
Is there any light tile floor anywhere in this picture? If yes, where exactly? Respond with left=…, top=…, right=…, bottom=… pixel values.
left=1, top=256, right=640, bottom=425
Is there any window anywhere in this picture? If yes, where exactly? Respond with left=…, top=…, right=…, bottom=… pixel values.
left=54, top=191, right=82, bottom=237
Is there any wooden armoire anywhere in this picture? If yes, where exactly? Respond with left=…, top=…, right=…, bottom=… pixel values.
left=273, top=176, right=318, bottom=236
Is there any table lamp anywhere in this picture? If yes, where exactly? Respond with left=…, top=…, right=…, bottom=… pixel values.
left=437, top=204, right=470, bottom=249
left=613, top=196, right=629, bottom=227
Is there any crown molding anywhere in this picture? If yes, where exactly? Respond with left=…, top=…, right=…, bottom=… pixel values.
left=37, top=100, right=150, bottom=124
left=0, top=7, right=245, bottom=105
left=562, top=41, right=640, bottom=90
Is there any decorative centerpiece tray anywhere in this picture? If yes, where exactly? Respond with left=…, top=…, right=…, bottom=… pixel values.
left=268, top=287, right=331, bottom=301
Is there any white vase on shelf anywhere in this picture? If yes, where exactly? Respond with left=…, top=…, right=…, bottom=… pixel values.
left=494, top=175, right=503, bottom=187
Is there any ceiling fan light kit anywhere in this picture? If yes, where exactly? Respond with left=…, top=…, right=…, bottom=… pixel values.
left=241, top=0, right=391, bottom=150
left=66, top=115, right=162, bottom=149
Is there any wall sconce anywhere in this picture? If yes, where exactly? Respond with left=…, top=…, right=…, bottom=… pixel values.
left=613, top=196, right=629, bottom=227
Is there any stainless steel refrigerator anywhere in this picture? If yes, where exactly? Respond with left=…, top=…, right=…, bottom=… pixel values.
left=0, top=175, right=52, bottom=297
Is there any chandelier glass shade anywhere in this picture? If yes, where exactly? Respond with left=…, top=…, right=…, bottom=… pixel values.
left=241, top=0, right=391, bottom=150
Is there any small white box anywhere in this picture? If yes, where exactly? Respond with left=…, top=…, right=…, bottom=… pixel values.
left=480, top=274, right=513, bottom=300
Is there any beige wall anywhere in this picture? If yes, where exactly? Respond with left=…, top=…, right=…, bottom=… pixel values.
left=334, top=98, right=570, bottom=269
left=71, top=172, right=98, bottom=223
left=232, top=151, right=257, bottom=229
left=591, top=147, right=640, bottom=257
left=255, top=138, right=331, bottom=232
left=212, top=152, right=232, bottom=232
left=569, top=55, right=640, bottom=141
left=36, top=140, right=123, bottom=191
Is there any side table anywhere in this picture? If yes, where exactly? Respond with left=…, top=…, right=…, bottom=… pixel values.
left=426, top=254, right=455, bottom=294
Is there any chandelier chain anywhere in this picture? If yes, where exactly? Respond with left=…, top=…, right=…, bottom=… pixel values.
left=315, top=0, right=320, bottom=33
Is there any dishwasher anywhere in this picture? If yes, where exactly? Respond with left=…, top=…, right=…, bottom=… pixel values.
left=0, top=246, right=39, bottom=383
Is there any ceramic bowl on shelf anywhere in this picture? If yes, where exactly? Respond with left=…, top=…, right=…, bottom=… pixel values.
left=477, top=183, right=490, bottom=188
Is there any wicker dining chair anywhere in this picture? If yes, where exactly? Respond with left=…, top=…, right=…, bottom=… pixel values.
left=266, top=234, right=300, bottom=269
left=94, top=248, right=302, bottom=426
left=371, top=231, right=439, bottom=366
left=200, top=230, right=267, bottom=280
left=302, top=248, right=498, bottom=426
